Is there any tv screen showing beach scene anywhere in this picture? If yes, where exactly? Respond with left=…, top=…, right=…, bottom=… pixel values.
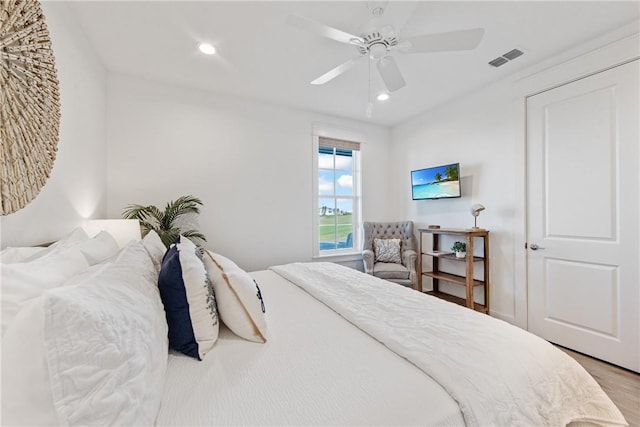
left=411, top=163, right=461, bottom=200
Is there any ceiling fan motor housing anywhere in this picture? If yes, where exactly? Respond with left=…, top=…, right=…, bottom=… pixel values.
left=357, top=31, right=398, bottom=58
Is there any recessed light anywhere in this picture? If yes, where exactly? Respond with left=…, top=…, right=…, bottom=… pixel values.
left=377, top=93, right=390, bottom=101
left=198, top=43, right=216, bottom=55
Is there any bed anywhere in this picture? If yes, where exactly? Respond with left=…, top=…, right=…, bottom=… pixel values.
left=0, top=229, right=628, bottom=426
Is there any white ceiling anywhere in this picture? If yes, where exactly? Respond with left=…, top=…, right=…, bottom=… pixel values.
left=65, top=1, right=639, bottom=126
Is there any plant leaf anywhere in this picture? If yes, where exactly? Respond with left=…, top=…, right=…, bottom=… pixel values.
left=122, top=196, right=206, bottom=247
left=162, top=196, right=203, bottom=230
left=181, top=229, right=207, bottom=246
left=159, top=228, right=181, bottom=248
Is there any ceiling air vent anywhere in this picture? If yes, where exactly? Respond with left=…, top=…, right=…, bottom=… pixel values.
left=503, top=49, right=524, bottom=60
left=489, top=57, right=508, bottom=67
left=488, top=48, right=525, bottom=68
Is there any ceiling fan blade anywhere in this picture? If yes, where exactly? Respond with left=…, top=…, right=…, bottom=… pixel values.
left=311, top=56, right=363, bottom=85
left=404, top=28, right=485, bottom=53
left=286, top=14, right=363, bottom=45
left=376, top=56, right=406, bottom=92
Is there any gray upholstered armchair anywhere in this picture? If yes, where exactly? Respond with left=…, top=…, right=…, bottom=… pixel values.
left=362, top=221, right=418, bottom=289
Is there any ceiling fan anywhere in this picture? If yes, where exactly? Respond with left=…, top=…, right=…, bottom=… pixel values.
left=286, top=3, right=484, bottom=94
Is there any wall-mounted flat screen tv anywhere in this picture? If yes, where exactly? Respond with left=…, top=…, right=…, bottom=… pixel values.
left=411, top=163, right=461, bottom=200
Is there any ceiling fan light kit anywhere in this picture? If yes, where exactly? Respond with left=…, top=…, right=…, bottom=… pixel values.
left=287, top=7, right=484, bottom=117
left=368, top=42, right=388, bottom=60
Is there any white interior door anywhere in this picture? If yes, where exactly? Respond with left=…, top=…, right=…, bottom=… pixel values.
left=526, top=60, right=639, bottom=372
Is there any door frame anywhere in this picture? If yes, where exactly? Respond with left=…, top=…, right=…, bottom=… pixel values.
left=511, top=30, right=639, bottom=328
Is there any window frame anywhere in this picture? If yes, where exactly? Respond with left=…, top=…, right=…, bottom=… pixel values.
left=312, top=134, right=362, bottom=258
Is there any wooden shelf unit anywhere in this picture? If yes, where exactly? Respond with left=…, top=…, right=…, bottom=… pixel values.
left=425, top=291, right=488, bottom=312
left=418, top=228, right=490, bottom=314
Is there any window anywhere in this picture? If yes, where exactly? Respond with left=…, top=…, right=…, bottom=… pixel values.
left=314, top=136, right=361, bottom=255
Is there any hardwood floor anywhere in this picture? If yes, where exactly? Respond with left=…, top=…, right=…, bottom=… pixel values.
left=558, top=346, right=640, bottom=426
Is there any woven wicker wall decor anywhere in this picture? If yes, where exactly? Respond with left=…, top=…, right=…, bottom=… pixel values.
left=0, top=0, right=61, bottom=215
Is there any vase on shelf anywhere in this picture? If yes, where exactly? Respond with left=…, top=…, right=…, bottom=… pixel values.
left=455, top=251, right=466, bottom=259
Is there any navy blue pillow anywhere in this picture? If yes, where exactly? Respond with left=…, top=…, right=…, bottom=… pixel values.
left=157, top=236, right=219, bottom=360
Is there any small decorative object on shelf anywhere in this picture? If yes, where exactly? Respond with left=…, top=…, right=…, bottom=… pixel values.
left=427, top=224, right=441, bottom=229
left=452, top=241, right=466, bottom=258
left=470, top=203, right=486, bottom=230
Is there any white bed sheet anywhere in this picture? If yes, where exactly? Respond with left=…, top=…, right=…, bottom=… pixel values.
left=156, top=270, right=464, bottom=426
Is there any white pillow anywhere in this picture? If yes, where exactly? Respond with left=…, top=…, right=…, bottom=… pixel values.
left=2, top=241, right=167, bottom=426
left=22, top=227, right=89, bottom=262
left=203, top=251, right=267, bottom=343
left=374, top=238, right=402, bottom=264
left=0, top=246, right=46, bottom=264
left=21, top=230, right=118, bottom=267
left=142, top=230, right=167, bottom=274
left=59, top=226, right=90, bottom=243
left=63, top=261, right=113, bottom=288
left=90, top=240, right=166, bottom=303
left=45, top=241, right=167, bottom=426
left=1, top=249, right=90, bottom=336
left=71, top=230, right=120, bottom=265
left=1, top=297, right=58, bottom=426
left=158, top=236, right=219, bottom=360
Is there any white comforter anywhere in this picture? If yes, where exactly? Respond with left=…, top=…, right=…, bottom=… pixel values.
left=157, top=269, right=465, bottom=426
left=271, top=262, right=627, bottom=427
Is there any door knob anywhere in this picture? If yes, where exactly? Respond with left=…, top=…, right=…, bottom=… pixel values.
left=530, top=243, right=545, bottom=251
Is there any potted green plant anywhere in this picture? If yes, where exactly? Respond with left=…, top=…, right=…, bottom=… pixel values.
left=122, top=195, right=207, bottom=248
left=451, top=241, right=466, bottom=259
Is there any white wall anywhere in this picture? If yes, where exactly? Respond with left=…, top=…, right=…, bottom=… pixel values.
left=391, top=80, right=520, bottom=322
left=106, top=73, right=392, bottom=271
left=0, top=3, right=107, bottom=247
left=390, top=27, right=640, bottom=325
